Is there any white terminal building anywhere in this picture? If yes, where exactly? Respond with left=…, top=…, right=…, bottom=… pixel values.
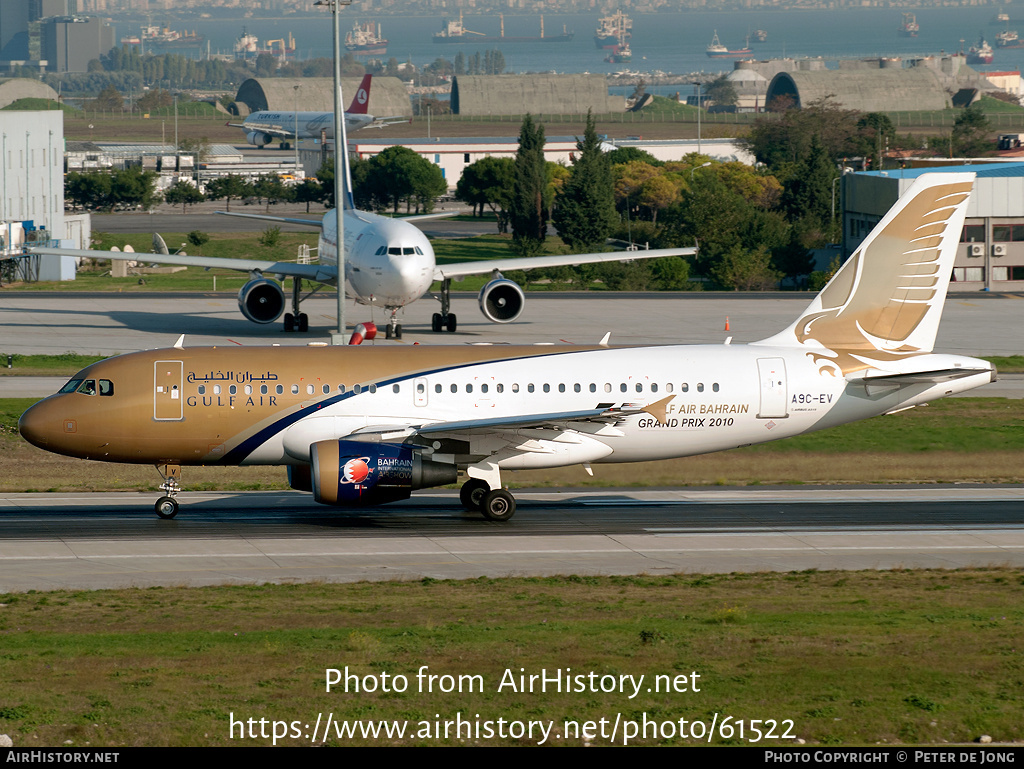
left=842, top=163, right=1024, bottom=291
left=0, top=110, right=84, bottom=282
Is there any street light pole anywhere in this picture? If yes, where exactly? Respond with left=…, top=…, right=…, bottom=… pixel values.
left=317, top=0, right=351, bottom=344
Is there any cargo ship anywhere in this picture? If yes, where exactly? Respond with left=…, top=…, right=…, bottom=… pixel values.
left=234, top=29, right=296, bottom=60
left=346, top=21, right=387, bottom=55
left=121, top=24, right=204, bottom=49
left=996, top=26, right=1024, bottom=48
left=594, top=10, right=631, bottom=49
left=705, top=31, right=752, bottom=59
left=433, top=12, right=573, bottom=44
left=966, top=35, right=995, bottom=64
left=899, top=13, right=919, bottom=38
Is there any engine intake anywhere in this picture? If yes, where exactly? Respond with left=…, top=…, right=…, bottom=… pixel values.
left=238, top=278, right=285, bottom=324
left=246, top=131, right=273, bottom=147
left=478, top=278, right=525, bottom=323
left=311, top=440, right=458, bottom=507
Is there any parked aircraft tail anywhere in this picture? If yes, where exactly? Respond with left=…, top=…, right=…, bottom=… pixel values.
left=346, top=73, right=372, bottom=115
left=755, top=172, right=975, bottom=375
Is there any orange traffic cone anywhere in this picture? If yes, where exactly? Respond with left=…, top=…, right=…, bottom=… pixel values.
left=724, top=317, right=730, bottom=331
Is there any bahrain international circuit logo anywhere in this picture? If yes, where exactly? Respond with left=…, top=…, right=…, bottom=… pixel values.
left=341, top=457, right=372, bottom=485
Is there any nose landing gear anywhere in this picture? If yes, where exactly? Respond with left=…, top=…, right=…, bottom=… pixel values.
left=154, top=463, right=182, bottom=519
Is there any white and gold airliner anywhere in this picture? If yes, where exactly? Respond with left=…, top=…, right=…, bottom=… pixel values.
left=19, top=173, right=995, bottom=521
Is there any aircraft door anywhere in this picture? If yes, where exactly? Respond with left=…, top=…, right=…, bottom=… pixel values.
left=413, top=377, right=429, bottom=407
left=756, top=358, right=788, bottom=419
left=154, top=360, right=184, bottom=421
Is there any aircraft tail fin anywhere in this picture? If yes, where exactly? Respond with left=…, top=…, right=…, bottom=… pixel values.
left=347, top=74, right=372, bottom=115
left=754, top=172, right=974, bottom=374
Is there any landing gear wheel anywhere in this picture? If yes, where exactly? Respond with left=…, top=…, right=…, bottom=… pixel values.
left=460, top=479, right=490, bottom=511
left=297, top=313, right=308, bottom=332
left=480, top=489, right=516, bottom=522
left=155, top=496, right=179, bottom=519
left=283, top=313, right=295, bottom=332
left=446, top=314, right=457, bottom=332
left=393, top=324, right=402, bottom=339
left=432, top=313, right=443, bottom=332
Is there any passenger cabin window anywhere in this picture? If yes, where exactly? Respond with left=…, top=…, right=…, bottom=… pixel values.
left=198, top=385, right=206, bottom=395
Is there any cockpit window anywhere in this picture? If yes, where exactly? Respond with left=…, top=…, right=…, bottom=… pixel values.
left=415, top=247, right=424, bottom=255
left=403, top=247, right=414, bottom=255
left=388, top=247, right=401, bottom=255
left=60, top=379, right=83, bottom=394
left=77, top=379, right=96, bottom=395
left=375, top=246, right=386, bottom=255
left=99, top=379, right=114, bottom=396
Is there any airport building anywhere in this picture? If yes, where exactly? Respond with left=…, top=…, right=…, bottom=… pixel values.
left=842, top=163, right=1024, bottom=291
left=0, top=110, right=83, bottom=283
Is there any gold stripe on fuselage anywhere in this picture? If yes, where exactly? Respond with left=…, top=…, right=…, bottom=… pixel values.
left=25, top=345, right=612, bottom=466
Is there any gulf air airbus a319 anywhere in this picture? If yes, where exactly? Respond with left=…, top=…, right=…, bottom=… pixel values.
left=19, top=173, right=995, bottom=522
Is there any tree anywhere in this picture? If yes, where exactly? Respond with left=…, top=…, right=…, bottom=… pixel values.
left=455, top=156, right=515, bottom=232
left=856, top=112, right=895, bottom=171
left=164, top=181, right=204, bottom=213
left=552, top=112, right=618, bottom=252
left=704, top=75, right=738, bottom=109
left=205, top=174, right=252, bottom=212
left=110, top=166, right=159, bottom=211
left=187, top=230, right=210, bottom=254
left=294, top=178, right=322, bottom=213
left=93, top=85, right=123, bottom=112
left=509, top=115, right=548, bottom=258
left=356, top=147, right=446, bottom=214
left=951, top=103, right=993, bottom=157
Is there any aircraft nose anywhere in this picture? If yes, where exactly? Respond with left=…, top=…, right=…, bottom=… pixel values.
left=18, top=397, right=72, bottom=451
left=18, top=400, right=51, bottom=449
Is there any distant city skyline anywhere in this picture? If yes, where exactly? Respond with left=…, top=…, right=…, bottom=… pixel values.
left=72, top=0, right=1024, bottom=17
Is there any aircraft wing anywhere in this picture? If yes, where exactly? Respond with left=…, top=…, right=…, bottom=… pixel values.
left=368, top=116, right=411, bottom=129
left=28, top=247, right=332, bottom=282
left=229, top=123, right=296, bottom=140
left=216, top=211, right=324, bottom=228
left=433, top=247, right=697, bottom=280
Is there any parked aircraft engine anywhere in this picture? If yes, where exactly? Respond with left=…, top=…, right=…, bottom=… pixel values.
left=311, top=440, right=458, bottom=506
left=246, top=131, right=274, bottom=147
left=478, top=277, right=525, bottom=323
left=238, top=278, right=286, bottom=324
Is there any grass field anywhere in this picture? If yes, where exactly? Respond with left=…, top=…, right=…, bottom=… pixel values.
left=0, top=570, right=1019, bottom=746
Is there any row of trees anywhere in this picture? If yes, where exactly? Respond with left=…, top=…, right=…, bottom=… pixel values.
left=63, top=146, right=450, bottom=217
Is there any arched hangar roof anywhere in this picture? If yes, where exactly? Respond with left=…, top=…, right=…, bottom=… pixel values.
left=0, top=79, right=60, bottom=109
left=452, top=74, right=622, bottom=116
left=235, top=77, right=410, bottom=116
left=766, top=69, right=949, bottom=112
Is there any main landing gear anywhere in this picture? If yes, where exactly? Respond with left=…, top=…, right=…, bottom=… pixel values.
left=283, top=276, right=310, bottom=333
left=459, top=478, right=516, bottom=522
left=154, top=463, right=182, bottom=519
left=432, top=278, right=457, bottom=333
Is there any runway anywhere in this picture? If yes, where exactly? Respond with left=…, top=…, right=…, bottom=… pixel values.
left=1, top=487, right=1022, bottom=592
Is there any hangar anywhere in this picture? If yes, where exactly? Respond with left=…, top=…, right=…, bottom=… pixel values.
left=233, top=76, right=411, bottom=119
left=0, top=78, right=59, bottom=109
left=842, top=163, right=1024, bottom=291
left=766, top=68, right=951, bottom=112
left=451, top=74, right=622, bottom=116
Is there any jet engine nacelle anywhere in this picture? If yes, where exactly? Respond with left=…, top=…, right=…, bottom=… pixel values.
left=246, top=131, right=274, bottom=147
left=238, top=278, right=286, bottom=324
left=311, top=439, right=458, bottom=507
left=478, top=278, right=525, bottom=323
